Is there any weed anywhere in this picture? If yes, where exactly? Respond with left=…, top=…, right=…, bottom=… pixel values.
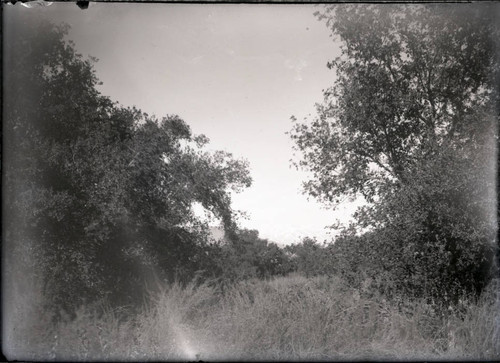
left=3, top=275, right=499, bottom=360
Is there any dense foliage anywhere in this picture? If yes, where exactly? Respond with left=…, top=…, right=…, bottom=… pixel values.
left=4, top=17, right=252, bottom=313
left=204, top=229, right=292, bottom=282
left=290, top=4, right=499, bottom=303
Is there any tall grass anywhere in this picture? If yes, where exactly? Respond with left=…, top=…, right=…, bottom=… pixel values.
left=4, top=274, right=499, bottom=361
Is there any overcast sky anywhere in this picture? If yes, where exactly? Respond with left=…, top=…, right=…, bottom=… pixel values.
left=6, top=3, right=363, bottom=245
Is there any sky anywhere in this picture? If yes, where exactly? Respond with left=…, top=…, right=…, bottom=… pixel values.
left=6, top=3, right=363, bottom=245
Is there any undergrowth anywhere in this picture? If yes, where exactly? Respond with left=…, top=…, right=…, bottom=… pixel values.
left=3, top=275, right=499, bottom=361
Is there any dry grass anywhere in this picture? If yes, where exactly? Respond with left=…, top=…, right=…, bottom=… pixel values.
left=3, top=275, right=499, bottom=361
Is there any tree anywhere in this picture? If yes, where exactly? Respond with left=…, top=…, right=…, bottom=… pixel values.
left=4, top=16, right=252, bottom=314
left=213, top=229, right=290, bottom=281
left=290, top=4, right=499, bottom=301
left=286, top=238, right=334, bottom=277
left=291, top=4, right=498, bottom=204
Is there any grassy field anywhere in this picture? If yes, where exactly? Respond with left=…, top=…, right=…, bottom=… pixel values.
left=4, top=274, right=500, bottom=361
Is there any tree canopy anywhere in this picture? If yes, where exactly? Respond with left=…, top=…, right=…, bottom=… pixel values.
left=290, top=4, right=499, bottom=302
left=4, top=17, right=252, bottom=312
left=291, top=4, right=498, bottom=205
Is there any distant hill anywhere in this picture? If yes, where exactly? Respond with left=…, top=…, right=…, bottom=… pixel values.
left=208, top=226, right=226, bottom=243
